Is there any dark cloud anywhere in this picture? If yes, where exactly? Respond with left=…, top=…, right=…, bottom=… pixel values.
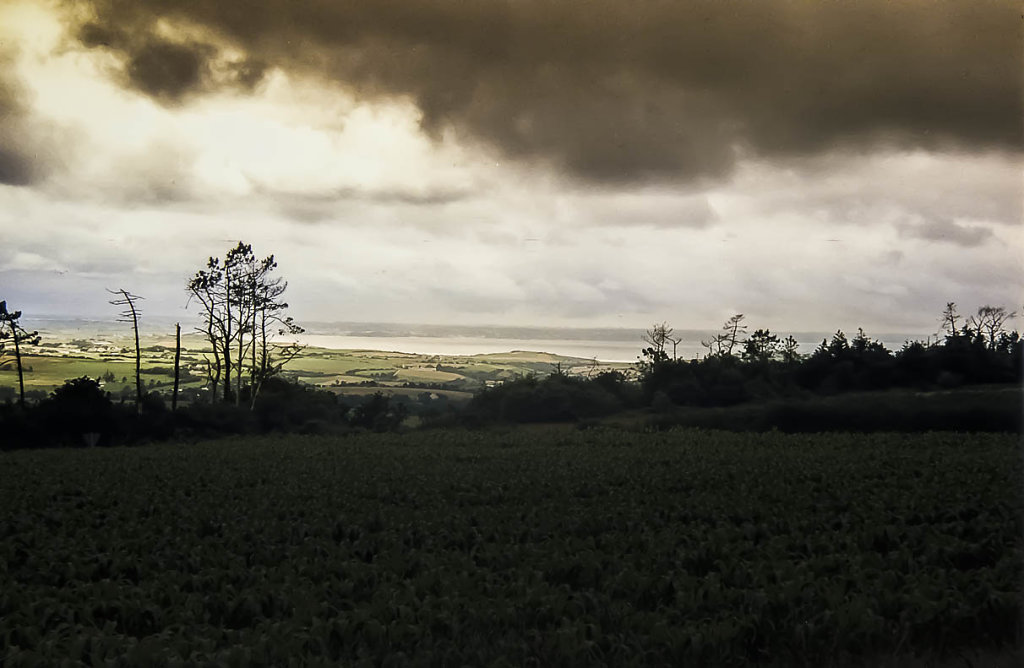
left=260, top=184, right=472, bottom=223
left=0, top=50, right=45, bottom=185
left=125, top=38, right=212, bottom=101
left=66, top=0, right=1024, bottom=182
left=75, top=21, right=266, bottom=103
left=899, top=218, right=993, bottom=247
left=279, top=185, right=472, bottom=207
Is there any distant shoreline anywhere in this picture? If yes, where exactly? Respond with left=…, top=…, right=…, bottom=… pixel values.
left=21, top=317, right=932, bottom=364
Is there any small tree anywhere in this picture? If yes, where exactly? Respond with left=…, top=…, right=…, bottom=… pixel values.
left=0, top=301, right=40, bottom=407
left=968, top=305, right=1016, bottom=350
left=742, top=328, right=781, bottom=364
left=641, top=322, right=675, bottom=364
left=45, top=376, right=115, bottom=444
left=940, top=302, right=960, bottom=340
left=702, top=314, right=747, bottom=358
left=780, top=335, right=801, bottom=364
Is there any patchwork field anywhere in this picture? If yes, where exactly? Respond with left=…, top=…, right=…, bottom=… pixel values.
left=1, top=428, right=1020, bottom=666
left=0, top=335, right=630, bottom=403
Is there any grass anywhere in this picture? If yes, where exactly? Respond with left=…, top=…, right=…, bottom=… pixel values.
left=634, top=385, right=1023, bottom=433
left=1, top=340, right=626, bottom=396
left=1, top=427, right=1020, bottom=666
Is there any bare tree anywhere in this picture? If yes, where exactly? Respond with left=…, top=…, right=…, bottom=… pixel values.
left=109, top=289, right=144, bottom=413
left=702, top=314, right=747, bottom=358
left=188, top=254, right=231, bottom=402
left=968, top=305, right=1016, bottom=350
left=172, top=323, right=181, bottom=412
left=939, top=302, right=960, bottom=339
left=0, top=301, right=40, bottom=407
left=666, top=331, right=681, bottom=360
left=642, top=322, right=673, bottom=363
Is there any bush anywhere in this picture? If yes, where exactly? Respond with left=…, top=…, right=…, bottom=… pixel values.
left=39, top=377, right=118, bottom=446
left=349, top=391, right=406, bottom=432
left=252, top=378, right=347, bottom=433
left=176, top=402, right=258, bottom=438
left=468, top=375, right=622, bottom=424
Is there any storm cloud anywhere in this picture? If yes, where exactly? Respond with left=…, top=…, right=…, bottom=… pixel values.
left=1, top=1, right=1020, bottom=332
left=66, top=0, right=1022, bottom=184
left=0, top=49, right=46, bottom=185
left=76, top=20, right=266, bottom=103
left=899, top=218, right=993, bottom=248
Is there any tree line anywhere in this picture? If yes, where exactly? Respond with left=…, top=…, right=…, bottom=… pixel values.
left=636, top=303, right=1020, bottom=404
left=1, top=243, right=1021, bottom=446
left=465, top=303, right=1021, bottom=428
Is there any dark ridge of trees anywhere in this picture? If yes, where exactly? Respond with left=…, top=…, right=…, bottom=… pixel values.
left=0, top=375, right=425, bottom=449
left=634, top=309, right=1021, bottom=408
left=470, top=305, right=1021, bottom=431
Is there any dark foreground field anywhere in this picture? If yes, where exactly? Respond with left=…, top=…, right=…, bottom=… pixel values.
left=1, top=428, right=1021, bottom=666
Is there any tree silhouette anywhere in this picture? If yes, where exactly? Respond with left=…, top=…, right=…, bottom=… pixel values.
left=172, top=323, right=181, bottom=412
left=780, top=335, right=801, bottom=364
left=108, top=289, right=144, bottom=413
left=940, top=302, right=960, bottom=339
left=187, top=242, right=303, bottom=407
left=742, top=328, right=781, bottom=364
left=702, top=314, right=747, bottom=358
left=0, top=301, right=40, bottom=407
left=968, top=305, right=1016, bottom=350
left=641, top=322, right=675, bottom=363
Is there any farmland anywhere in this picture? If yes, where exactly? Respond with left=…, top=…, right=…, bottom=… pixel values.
left=0, top=334, right=628, bottom=405
left=1, top=427, right=1020, bottom=666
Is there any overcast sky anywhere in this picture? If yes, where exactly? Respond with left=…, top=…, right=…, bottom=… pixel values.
left=1, top=0, right=1020, bottom=333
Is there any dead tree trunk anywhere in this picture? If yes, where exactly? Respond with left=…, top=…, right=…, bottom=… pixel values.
left=109, top=289, right=144, bottom=414
left=172, top=323, right=181, bottom=412
left=12, top=327, right=24, bottom=407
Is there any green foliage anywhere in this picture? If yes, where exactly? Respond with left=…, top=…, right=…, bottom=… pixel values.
left=349, top=391, right=406, bottom=432
left=640, top=318, right=1021, bottom=413
left=469, top=374, right=624, bottom=423
left=40, top=376, right=117, bottom=443
left=0, top=429, right=1019, bottom=665
left=643, top=386, right=1022, bottom=434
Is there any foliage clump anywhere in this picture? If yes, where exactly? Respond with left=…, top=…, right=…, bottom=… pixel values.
left=0, top=429, right=1018, bottom=665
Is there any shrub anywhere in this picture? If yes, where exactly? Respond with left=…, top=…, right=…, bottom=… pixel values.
left=469, top=375, right=622, bottom=424
left=39, top=376, right=118, bottom=446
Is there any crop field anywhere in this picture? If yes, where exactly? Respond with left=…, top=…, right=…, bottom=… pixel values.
left=1, top=428, right=1021, bottom=666
left=1, top=336, right=627, bottom=401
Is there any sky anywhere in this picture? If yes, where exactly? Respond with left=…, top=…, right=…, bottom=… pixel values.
left=0, top=0, right=1021, bottom=333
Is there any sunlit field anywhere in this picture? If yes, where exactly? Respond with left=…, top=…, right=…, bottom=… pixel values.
left=1, top=427, right=1020, bottom=666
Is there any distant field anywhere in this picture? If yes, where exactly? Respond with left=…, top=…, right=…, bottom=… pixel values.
left=0, top=428, right=1019, bottom=666
left=1, top=336, right=630, bottom=400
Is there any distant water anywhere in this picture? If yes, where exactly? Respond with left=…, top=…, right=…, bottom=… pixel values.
left=26, top=316, right=930, bottom=363
left=295, top=334, right=648, bottom=361
left=294, top=326, right=932, bottom=363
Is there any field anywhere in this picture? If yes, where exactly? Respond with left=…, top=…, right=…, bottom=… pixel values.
left=1, top=335, right=629, bottom=403
left=1, top=428, right=1020, bottom=666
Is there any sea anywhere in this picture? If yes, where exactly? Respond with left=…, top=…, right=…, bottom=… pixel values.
left=23, top=316, right=932, bottom=363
